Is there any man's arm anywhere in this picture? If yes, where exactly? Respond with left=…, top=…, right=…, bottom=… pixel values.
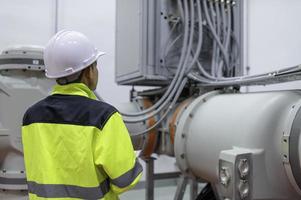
left=93, top=112, right=143, bottom=194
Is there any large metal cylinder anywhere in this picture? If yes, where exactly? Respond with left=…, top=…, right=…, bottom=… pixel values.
left=0, top=73, right=53, bottom=200
left=0, top=46, right=54, bottom=200
left=174, top=90, right=301, bottom=200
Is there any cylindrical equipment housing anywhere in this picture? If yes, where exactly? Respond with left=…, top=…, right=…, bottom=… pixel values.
left=174, top=90, right=301, bottom=200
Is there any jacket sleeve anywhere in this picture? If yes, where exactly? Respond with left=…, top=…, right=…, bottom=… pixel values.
left=93, top=112, right=143, bottom=194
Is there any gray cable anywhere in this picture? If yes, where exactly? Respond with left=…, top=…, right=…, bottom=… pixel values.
left=229, top=31, right=240, bottom=71
left=209, top=1, right=218, bottom=76
left=182, top=0, right=197, bottom=72
left=203, top=0, right=230, bottom=68
left=216, top=1, right=227, bottom=77
left=182, top=0, right=195, bottom=70
left=123, top=75, right=184, bottom=123
left=189, top=65, right=301, bottom=85
left=188, top=73, right=212, bottom=83
left=194, top=53, right=238, bottom=81
left=129, top=78, right=188, bottom=136
left=178, top=0, right=185, bottom=22
left=225, top=2, right=233, bottom=76
left=221, top=1, right=227, bottom=45
left=214, top=1, right=222, bottom=77
left=225, top=2, right=232, bottom=52
left=185, top=0, right=204, bottom=74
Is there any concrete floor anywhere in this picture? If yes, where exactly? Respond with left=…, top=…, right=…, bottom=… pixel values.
left=119, top=178, right=206, bottom=200
left=120, top=185, right=190, bottom=200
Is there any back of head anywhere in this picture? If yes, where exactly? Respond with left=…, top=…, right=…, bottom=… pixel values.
left=43, top=30, right=105, bottom=80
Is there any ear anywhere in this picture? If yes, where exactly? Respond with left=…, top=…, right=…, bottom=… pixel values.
left=82, top=66, right=93, bottom=80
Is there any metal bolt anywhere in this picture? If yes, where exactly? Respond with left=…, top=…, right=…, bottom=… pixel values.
left=181, top=134, right=186, bottom=138
left=220, top=167, right=231, bottom=187
left=238, top=159, right=249, bottom=179
left=181, top=154, right=185, bottom=159
left=238, top=180, right=250, bottom=199
left=189, top=113, right=194, bottom=118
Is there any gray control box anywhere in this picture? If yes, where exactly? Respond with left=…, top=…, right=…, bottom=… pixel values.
left=219, top=149, right=253, bottom=200
left=115, top=0, right=243, bottom=86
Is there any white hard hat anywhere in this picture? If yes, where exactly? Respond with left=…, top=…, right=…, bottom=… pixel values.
left=44, top=30, right=105, bottom=79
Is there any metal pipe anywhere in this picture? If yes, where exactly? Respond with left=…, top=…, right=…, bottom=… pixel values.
left=54, top=0, right=59, bottom=33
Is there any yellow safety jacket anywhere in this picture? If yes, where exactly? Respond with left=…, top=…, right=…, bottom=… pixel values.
left=22, top=83, right=142, bottom=200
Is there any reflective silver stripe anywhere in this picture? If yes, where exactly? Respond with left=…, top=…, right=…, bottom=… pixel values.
left=111, top=159, right=143, bottom=188
left=27, top=179, right=110, bottom=199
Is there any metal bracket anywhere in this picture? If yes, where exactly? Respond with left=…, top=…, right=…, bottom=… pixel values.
left=174, top=176, right=188, bottom=200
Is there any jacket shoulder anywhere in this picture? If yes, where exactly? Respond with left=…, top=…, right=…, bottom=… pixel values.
left=22, top=97, right=48, bottom=126
left=85, top=99, right=118, bottom=129
left=22, top=95, right=118, bottom=130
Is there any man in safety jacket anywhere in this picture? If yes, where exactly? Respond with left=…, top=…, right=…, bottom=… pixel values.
left=22, top=30, right=143, bottom=200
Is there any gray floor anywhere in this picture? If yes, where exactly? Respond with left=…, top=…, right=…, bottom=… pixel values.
left=119, top=178, right=206, bottom=200
left=120, top=185, right=190, bottom=200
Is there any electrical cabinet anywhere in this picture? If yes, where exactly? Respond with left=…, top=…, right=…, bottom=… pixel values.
left=116, top=0, right=301, bottom=86
left=115, top=0, right=243, bottom=86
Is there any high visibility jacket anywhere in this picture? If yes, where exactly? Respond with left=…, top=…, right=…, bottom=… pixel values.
left=22, top=83, right=142, bottom=200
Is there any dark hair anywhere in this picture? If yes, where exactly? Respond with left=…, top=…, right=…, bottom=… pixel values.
left=56, top=62, right=96, bottom=85
left=56, top=71, right=83, bottom=85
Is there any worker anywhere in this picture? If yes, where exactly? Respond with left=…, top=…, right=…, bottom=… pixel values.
left=22, top=30, right=142, bottom=200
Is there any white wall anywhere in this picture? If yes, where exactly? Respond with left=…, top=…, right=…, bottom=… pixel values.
left=243, top=0, right=301, bottom=92
left=57, top=0, right=132, bottom=105
left=0, top=0, right=130, bottom=106
left=0, top=0, right=54, bottom=48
